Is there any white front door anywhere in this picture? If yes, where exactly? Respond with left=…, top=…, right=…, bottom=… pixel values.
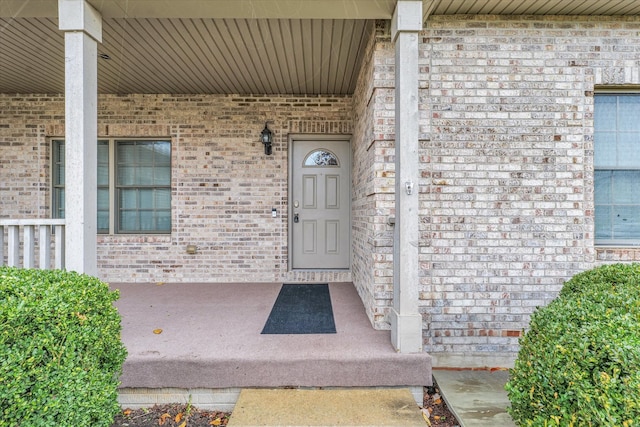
left=291, top=138, right=351, bottom=269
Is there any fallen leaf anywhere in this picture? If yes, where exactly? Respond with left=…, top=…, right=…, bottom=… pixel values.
left=421, top=410, right=432, bottom=426
left=178, top=422, right=186, bottom=427
left=210, top=418, right=222, bottom=426
left=123, top=409, right=132, bottom=416
left=434, top=398, right=442, bottom=405
left=153, top=329, right=163, bottom=334
left=175, top=412, right=183, bottom=422
left=156, top=282, right=165, bottom=286
left=158, top=413, right=171, bottom=425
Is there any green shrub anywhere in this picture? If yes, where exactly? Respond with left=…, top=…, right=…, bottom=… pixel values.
left=558, top=263, right=640, bottom=299
left=506, top=263, right=640, bottom=426
left=0, top=267, right=127, bottom=426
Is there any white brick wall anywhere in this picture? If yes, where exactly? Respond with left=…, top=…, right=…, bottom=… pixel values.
left=351, top=21, right=399, bottom=329
left=350, top=15, right=640, bottom=356
left=419, top=15, right=640, bottom=354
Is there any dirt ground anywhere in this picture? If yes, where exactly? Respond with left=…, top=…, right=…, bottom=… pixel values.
left=111, top=384, right=459, bottom=426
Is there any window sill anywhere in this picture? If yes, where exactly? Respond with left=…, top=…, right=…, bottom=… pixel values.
left=596, top=246, right=640, bottom=262
left=97, top=234, right=172, bottom=244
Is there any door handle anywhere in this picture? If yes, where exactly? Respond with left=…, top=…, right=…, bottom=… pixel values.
left=294, top=213, right=299, bottom=223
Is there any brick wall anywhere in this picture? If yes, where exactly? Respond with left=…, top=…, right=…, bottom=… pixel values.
left=351, top=15, right=640, bottom=356
left=0, top=95, right=63, bottom=218
left=419, top=15, right=640, bottom=355
left=0, top=94, right=353, bottom=283
left=351, top=21, right=398, bottom=329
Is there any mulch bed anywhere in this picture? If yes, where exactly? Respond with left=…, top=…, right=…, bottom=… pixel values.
left=111, top=384, right=459, bottom=427
left=111, top=404, right=230, bottom=426
left=423, top=382, right=460, bottom=427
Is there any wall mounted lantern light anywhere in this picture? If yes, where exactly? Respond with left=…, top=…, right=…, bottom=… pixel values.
left=260, top=122, right=273, bottom=155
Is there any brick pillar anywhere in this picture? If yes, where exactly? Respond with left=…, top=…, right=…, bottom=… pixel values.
left=58, top=0, right=102, bottom=275
left=390, top=0, right=423, bottom=353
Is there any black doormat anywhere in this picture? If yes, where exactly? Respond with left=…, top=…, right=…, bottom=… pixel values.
left=261, top=284, right=336, bottom=334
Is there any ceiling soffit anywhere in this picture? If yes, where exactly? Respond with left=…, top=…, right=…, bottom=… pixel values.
left=2, top=1, right=640, bottom=95
left=0, top=17, right=373, bottom=94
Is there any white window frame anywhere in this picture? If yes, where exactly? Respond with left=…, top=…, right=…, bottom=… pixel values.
left=52, top=138, right=172, bottom=235
left=594, top=90, right=640, bottom=245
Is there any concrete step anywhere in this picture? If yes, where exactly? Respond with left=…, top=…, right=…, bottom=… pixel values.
left=433, top=370, right=516, bottom=427
left=114, top=282, right=432, bottom=391
left=227, top=388, right=426, bottom=426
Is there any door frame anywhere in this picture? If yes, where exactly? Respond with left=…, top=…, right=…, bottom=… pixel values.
left=288, top=134, right=352, bottom=271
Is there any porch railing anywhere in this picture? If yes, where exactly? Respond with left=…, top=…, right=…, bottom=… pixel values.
left=0, top=219, right=65, bottom=270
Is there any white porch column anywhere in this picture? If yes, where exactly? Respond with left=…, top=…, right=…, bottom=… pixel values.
left=58, top=0, right=102, bottom=275
left=390, top=0, right=423, bottom=353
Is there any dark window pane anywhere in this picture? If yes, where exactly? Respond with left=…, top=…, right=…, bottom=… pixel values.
left=619, top=96, right=640, bottom=131
left=97, top=211, right=109, bottom=232
left=155, top=189, right=171, bottom=209
left=617, top=132, right=640, bottom=168
left=595, top=205, right=612, bottom=240
left=611, top=171, right=640, bottom=204
left=613, top=205, right=640, bottom=239
left=594, top=170, right=612, bottom=204
left=594, top=95, right=617, bottom=131
left=594, top=132, right=616, bottom=168
left=119, top=211, right=138, bottom=232
left=55, top=189, right=65, bottom=219
left=98, top=141, right=109, bottom=186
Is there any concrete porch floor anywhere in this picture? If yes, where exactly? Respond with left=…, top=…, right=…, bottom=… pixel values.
left=111, top=282, right=432, bottom=408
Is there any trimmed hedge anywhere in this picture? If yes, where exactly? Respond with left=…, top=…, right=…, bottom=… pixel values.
left=506, top=263, right=640, bottom=426
left=0, top=268, right=127, bottom=426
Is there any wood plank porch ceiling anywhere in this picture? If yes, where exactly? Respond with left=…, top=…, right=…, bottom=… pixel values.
left=1, top=0, right=640, bottom=95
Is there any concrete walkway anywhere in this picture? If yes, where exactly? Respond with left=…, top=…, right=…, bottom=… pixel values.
left=228, top=388, right=426, bottom=426
left=434, top=370, right=516, bottom=427
left=226, top=370, right=516, bottom=426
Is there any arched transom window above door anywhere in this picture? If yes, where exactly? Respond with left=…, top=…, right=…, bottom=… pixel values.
left=303, top=149, right=339, bottom=167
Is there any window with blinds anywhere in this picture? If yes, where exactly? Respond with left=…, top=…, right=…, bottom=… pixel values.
left=594, top=93, right=640, bottom=244
left=52, top=139, right=171, bottom=234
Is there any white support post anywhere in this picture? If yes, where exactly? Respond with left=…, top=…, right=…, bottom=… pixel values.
left=390, top=0, right=423, bottom=353
left=7, top=226, right=19, bottom=267
left=39, top=225, right=52, bottom=269
left=58, top=0, right=102, bottom=275
left=23, top=225, right=35, bottom=268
